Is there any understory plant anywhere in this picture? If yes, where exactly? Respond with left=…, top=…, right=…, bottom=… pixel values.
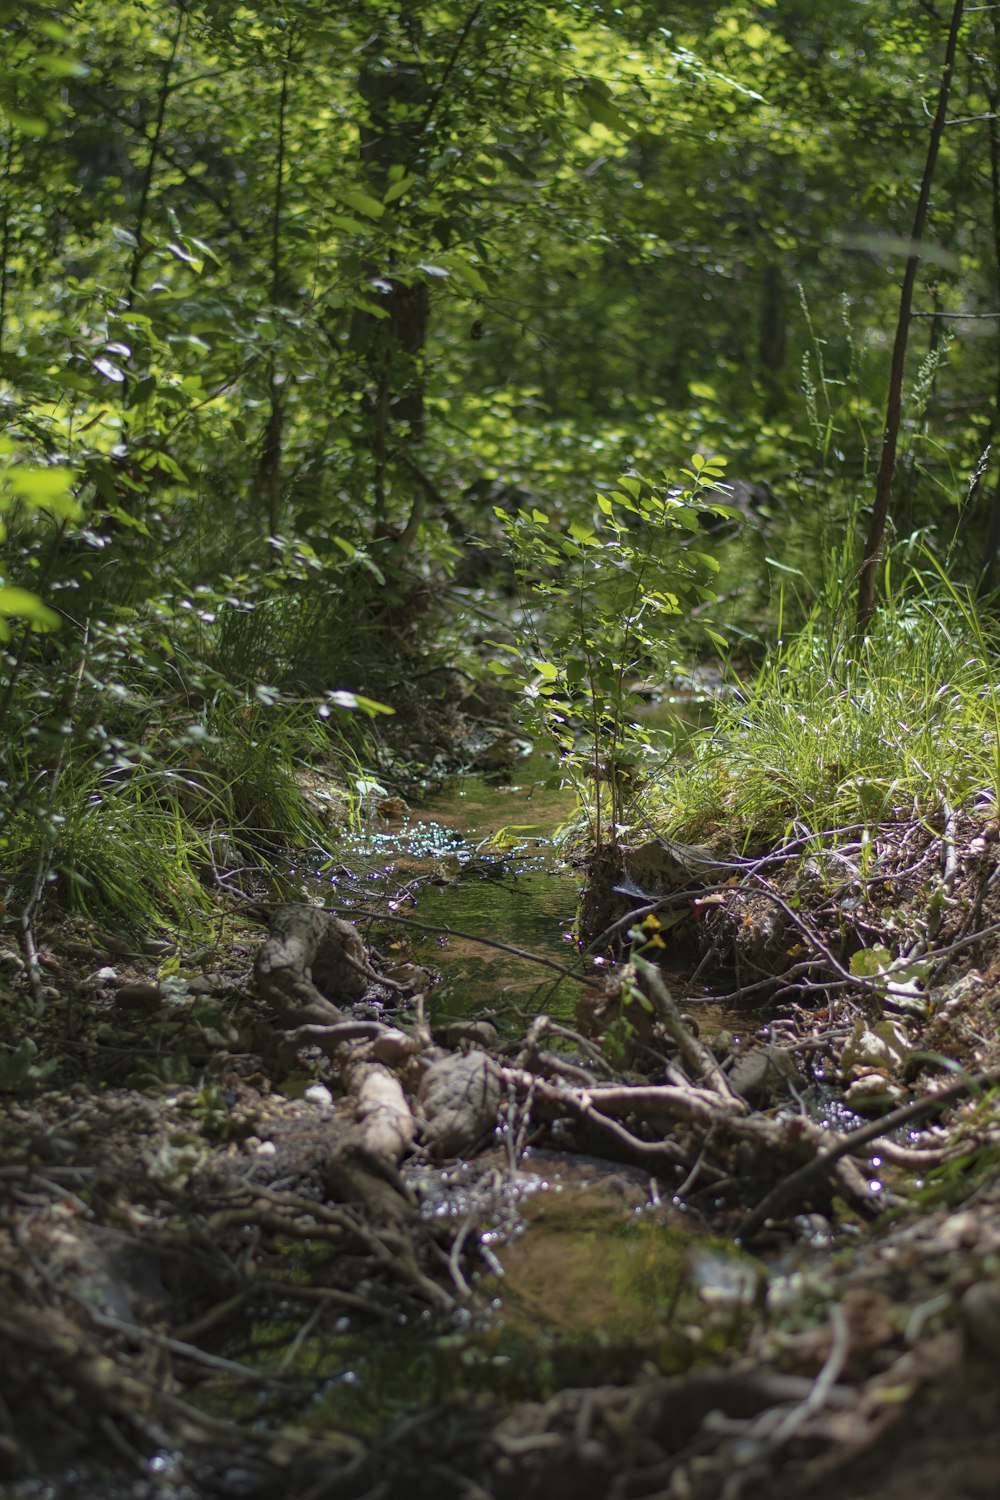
left=647, top=560, right=1000, bottom=847
left=489, top=456, right=731, bottom=847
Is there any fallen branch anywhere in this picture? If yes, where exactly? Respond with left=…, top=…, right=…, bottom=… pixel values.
left=738, top=1065, right=1000, bottom=1241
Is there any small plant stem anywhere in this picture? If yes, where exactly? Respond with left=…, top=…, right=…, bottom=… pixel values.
left=856, top=0, right=965, bottom=634
left=253, top=37, right=292, bottom=538
left=977, top=8, right=1000, bottom=590
left=20, top=624, right=89, bottom=1007
left=0, top=132, right=13, bottom=357
left=124, top=0, right=188, bottom=309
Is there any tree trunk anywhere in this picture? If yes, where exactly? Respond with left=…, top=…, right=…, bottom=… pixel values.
left=855, top=0, right=965, bottom=634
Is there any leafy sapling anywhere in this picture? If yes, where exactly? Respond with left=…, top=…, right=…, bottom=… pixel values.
left=489, top=455, right=734, bottom=847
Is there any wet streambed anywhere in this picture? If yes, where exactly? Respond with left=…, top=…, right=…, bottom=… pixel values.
left=312, top=751, right=586, bottom=1019
left=217, top=752, right=764, bottom=1435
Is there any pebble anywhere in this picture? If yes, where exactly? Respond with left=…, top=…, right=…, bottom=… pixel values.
left=303, top=1084, right=334, bottom=1107
left=115, top=983, right=164, bottom=1013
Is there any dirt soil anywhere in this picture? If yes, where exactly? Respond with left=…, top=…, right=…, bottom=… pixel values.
left=2, top=810, right=1000, bottom=1500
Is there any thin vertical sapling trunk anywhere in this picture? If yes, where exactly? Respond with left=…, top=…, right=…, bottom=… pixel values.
left=855, top=0, right=965, bottom=634
left=252, top=38, right=292, bottom=538
left=352, top=6, right=483, bottom=553
left=0, top=133, right=13, bottom=357
left=124, top=0, right=188, bottom=308
left=977, top=10, right=1000, bottom=592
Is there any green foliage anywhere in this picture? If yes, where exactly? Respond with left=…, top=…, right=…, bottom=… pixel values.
left=490, top=455, right=728, bottom=844
left=1, top=0, right=999, bottom=939
left=648, top=566, right=1000, bottom=844
left=1, top=763, right=217, bottom=932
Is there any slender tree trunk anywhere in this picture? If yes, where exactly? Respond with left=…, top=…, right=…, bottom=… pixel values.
left=0, top=133, right=13, bottom=358
left=354, top=56, right=431, bottom=541
left=978, top=13, right=1000, bottom=592
left=352, top=7, right=483, bottom=548
left=855, top=0, right=965, bottom=634
left=124, top=0, right=188, bottom=308
left=253, top=43, right=292, bottom=537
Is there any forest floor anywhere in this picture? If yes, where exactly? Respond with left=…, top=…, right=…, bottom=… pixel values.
left=2, top=788, right=1000, bottom=1500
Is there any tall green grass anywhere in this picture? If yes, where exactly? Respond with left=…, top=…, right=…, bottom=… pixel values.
left=647, top=568, right=1000, bottom=845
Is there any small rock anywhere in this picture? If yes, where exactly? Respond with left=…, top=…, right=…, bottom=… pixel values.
left=418, top=1050, right=501, bottom=1158
left=842, top=1073, right=905, bottom=1112
left=303, top=1083, right=334, bottom=1107
left=432, top=1020, right=500, bottom=1051
left=728, top=1046, right=803, bottom=1105
left=115, top=983, right=164, bottom=1013
left=92, top=930, right=134, bottom=956
left=186, top=974, right=224, bottom=996
left=960, top=1281, right=1000, bottom=1358
left=243, top=1136, right=276, bottom=1157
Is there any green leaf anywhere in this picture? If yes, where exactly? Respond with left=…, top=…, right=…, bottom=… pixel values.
left=328, top=214, right=369, bottom=234
left=3, top=465, right=81, bottom=519
left=2, top=109, right=50, bottom=136
left=0, top=586, right=61, bottom=634
left=577, top=78, right=630, bottom=133
left=850, top=946, right=893, bottom=978
left=434, top=252, right=489, bottom=296
left=35, top=53, right=88, bottom=78
left=167, top=241, right=203, bottom=271
left=105, top=505, right=151, bottom=537
left=339, top=188, right=385, bottom=220
left=327, top=689, right=394, bottom=716
left=494, top=147, right=536, bottom=181
left=383, top=174, right=416, bottom=204
left=93, top=356, right=125, bottom=382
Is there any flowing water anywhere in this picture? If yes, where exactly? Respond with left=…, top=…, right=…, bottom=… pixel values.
left=221, top=747, right=761, bottom=1435
left=313, top=749, right=587, bottom=1021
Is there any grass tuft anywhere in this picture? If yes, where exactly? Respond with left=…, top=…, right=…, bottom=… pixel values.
left=645, top=570, right=1000, bottom=846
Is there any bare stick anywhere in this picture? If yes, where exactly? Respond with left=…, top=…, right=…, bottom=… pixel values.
left=738, top=1064, right=1000, bottom=1241
left=856, top=0, right=966, bottom=631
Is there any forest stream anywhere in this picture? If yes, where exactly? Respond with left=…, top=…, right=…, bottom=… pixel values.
left=233, top=751, right=751, bottom=1441
left=7, top=730, right=1000, bottom=1500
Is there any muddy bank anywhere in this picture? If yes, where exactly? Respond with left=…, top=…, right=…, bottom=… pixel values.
left=3, top=794, right=1000, bottom=1500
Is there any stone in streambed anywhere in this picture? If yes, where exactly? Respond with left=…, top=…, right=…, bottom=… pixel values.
left=417, top=1050, right=502, bottom=1158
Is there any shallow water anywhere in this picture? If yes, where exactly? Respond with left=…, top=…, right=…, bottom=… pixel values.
left=229, top=753, right=752, bottom=1428
left=205, top=1146, right=758, bottom=1441
left=311, top=751, right=589, bottom=1019
left=241, top=734, right=775, bottom=1434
